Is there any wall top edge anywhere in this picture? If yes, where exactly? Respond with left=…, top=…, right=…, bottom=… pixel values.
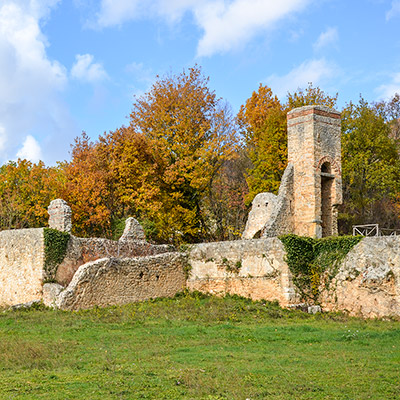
left=287, top=105, right=340, bottom=119
left=0, top=227, right=44, bottom=236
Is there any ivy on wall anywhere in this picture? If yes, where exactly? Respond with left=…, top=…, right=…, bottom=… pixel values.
left=43, top=228, right=70, bottom=282
left=279, top=234, right=363, bottom=301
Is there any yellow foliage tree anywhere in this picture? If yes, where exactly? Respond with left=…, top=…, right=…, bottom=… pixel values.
left=0, top=159, right=64, bottom=230
left=126, top=66, right=238, bottom=243
left=64, top=66, right=238, bottom=243
left=237, top=84, right=287, bottom=203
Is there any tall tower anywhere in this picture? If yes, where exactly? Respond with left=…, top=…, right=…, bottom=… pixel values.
left=287, top=105, right=342, bottom=238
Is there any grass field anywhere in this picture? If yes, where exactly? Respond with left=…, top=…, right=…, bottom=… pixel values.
left=1, top=292, right=399, bottom=399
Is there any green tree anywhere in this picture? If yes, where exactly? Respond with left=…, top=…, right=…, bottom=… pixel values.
left=374, top=93, right=400, bottom=140
left=286, top=82, right=338, bottom=109
left=340, top=98, right=400, bottom=232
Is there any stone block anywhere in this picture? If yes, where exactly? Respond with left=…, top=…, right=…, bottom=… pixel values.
left=119, top=217, right=146, bottom=241
left=48, top=199, right=72, bottom=233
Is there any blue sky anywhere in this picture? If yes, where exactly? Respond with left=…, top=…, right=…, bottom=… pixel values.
left=1, top=0, right=400, bottom=165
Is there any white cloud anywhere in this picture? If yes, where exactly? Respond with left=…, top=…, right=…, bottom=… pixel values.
left=0, top=0, right=71, bottom=164
left=313, top=27, right=338, bottom=51
left=155, top=0, right=199, bottom=23
left=71, top=54, right=108, bottom=83
left=376, top=72, right=400, bottom=99
left=386, top=1, right=400, bottom=20
left=93, top=0, right=312, bottom=56
left=16, top=135, right=42, bottom=162
left=0, top=126, right=6, bottom=152
left=95, top=0, right=198, bottom=27
left=126, top=62, right=154, bottom=83
left=266, top=58, right=336, bottom=99
left=96, top=0, right=141, bottom=28
left=195, top=0, right=311, bottom=57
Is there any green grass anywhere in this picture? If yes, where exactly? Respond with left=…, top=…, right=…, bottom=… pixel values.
left=0, top=292, right=399, bottom=399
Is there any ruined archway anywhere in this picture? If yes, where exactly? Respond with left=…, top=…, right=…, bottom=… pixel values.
left=320, top=162, right=334, bottom=237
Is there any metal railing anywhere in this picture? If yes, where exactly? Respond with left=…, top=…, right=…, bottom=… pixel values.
left=352, top=224, right=400, bottom=237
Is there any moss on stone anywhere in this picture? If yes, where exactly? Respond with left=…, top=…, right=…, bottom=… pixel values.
left=43, top=228, right=70, bottom=282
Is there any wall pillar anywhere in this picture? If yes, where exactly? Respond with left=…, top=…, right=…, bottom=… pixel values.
left=287, top=105, right=342, bottom=238
left=48, top=199, right=72, bottom=233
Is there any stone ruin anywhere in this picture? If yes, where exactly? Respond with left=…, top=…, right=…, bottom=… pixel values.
left=120, top=217, right=146, bottom=241
left=48, top=199, right=72, bottom=233
left=242, top=105, right=342, bottom=239
left=1, top=105, right=400, bottom=318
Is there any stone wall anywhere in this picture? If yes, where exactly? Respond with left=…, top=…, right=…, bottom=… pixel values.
left=2, top=225, right=400, bottom=318
left=242, top=193, right=277, bottom=239
left=56, top=235, right=172, bottom=286
left=55, top=253, right=187, bottom=310
left=188, top=236, right=400, bottom=319
left=187, top=238, right=299, bottom=305
left=0, top=228, right=44, bottom=306
left=320, top=237, right=400, bottom=318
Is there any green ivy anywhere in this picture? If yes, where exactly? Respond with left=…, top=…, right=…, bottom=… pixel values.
left=43, top=228, right=70, bottom=282
left=279, top=234, right=363, bottom=301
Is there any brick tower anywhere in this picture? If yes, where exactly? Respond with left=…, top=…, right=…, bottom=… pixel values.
left=287, top=105, right=342, bottom=238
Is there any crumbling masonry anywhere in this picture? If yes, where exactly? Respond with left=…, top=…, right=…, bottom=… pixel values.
left=2, top=106, right=400, bottom=318
left=243, top=105, right=342, bottom=239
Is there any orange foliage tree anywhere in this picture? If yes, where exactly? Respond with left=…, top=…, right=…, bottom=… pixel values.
left=126, top=66, right=238, bottom=243
left=64, top=66, right=238, bottom=243
left=62, top=132, right=121, bottom=237
left=0, top=159, right=64, bottom=230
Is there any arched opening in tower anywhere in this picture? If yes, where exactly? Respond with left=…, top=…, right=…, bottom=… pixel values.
left=320, top=162, right=334, bottom=237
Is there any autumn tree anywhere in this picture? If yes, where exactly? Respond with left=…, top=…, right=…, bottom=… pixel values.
left=125, top=66, right=237, bottom=243
left=286, top=82, right=338, bottom=109
left=0, top=159, right=64, bottom=230
left=340, top=97, right=400, bottom=232
left=237, top=84, right=286, bottom=203
left=64, top=66, right=238, bottom=243
left=62, top=132, right=123, bottom=237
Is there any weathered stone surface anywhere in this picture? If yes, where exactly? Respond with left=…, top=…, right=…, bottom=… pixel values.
left=55, top=235, right=173, bottom=286
left=242, top=193, right=277, bottom=239
left=56, top=253, right=187, bottom=310
left=287, top=105, right=342, bottom=238
left=308, top=305, right=321, bottom=314
left=187, top=238, right=299, bottom=306
left=320, top=237, right=400, bottom=318
left=43, top=283, right=63, bottom=308
left=48, top=199, right=72, bottom=233
left=261, top=163, right=295, bottom=238
left=9, top=300, right=41, bottom=310
left=0, top=228, right=44, bottom=307
left=119, top=217, right=146, bottom=241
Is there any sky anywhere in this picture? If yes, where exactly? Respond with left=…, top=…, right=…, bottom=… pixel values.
left=1, top=0, right=400, bottom=165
